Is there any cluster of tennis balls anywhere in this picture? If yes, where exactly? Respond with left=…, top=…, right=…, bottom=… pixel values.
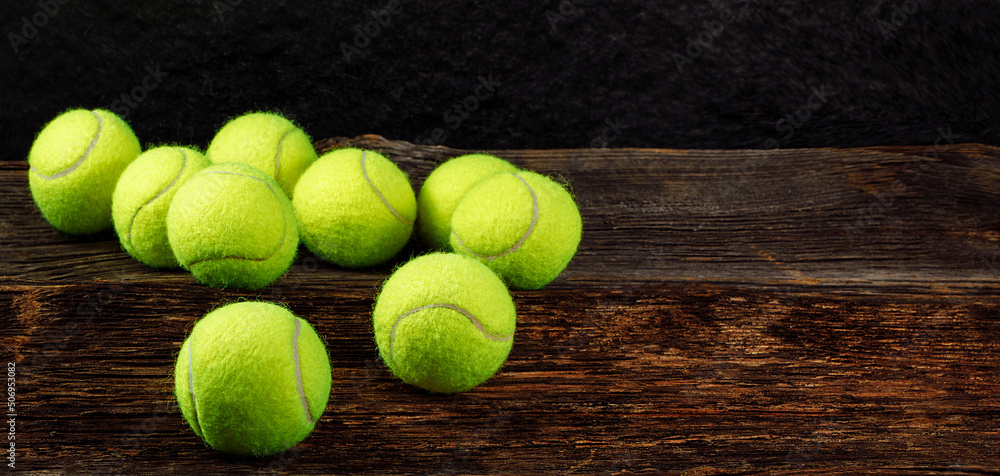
left=27, top=108, right=583, bottom=291
left=26, top=107, right=584, bottom=457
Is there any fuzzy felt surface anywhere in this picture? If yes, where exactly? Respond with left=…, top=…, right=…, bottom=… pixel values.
left=166, top=162, right=299, bottom=289
left=416, top=154, right=519, bottom=250
left=173, top=301, right=331, bottom=457
left=206, top=112, right=317, bottom=198
left=27, top=109, right=141, bottom=235
left=372, top=253, right=516, bottom=394
left=292, top=148, right=415, bottom=268
left=451, top=171, right=582, bottom=290
left=111, top=146, right=211, bottom=268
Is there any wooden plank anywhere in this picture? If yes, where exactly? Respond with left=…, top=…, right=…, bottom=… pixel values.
left=4, top=138, right=1000, bottom=293
left=4, top=283, right=1000, bottom=474
left=2, top=137, right=1000, bottom=474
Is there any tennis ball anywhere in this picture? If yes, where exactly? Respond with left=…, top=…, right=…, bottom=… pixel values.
left=372, top=253, right=516, bottom=394
left=416, top=153, right=518, bottom=250
left=292, top=148, right=416, bottom=268
left=206, top=112, right=317, bottom=197
left=450, top=171, right=582, bottom=290
left=111, top=146, right=211, bottom=268
left=27, top=108, right=142, bottom=235
left=174, top=301, right=332, bottom=457
left=166, top=162, right=299, bottom=290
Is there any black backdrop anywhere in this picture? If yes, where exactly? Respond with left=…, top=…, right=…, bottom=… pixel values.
left=3, top=0, right=998, bottom=160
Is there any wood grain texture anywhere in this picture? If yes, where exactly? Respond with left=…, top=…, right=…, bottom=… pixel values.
left=2, top=137, right=1000, bottom=475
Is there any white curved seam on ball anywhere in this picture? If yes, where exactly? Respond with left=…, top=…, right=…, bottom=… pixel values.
left=274, top=129, right=292, bottom=184
left=361, top=150, right=415, bottom=225
left=31, top=110, right=103, bottom=180
left=451, top=172, right=539, bottom=261
left=388, top=303, right=514, bottom=358
left=126, top=149, right=188, bottom=246
left=185, top=170, right=289, bottom=267
left=291, top=318, right=315, bottom=425
left=187, top=341, right=204, bottom=438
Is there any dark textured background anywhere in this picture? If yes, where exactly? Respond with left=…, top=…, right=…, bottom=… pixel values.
left=2, top=0, right=998, bottom=159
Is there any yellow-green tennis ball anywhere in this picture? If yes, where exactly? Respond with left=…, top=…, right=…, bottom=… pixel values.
left=206, top=112, right=317, bottom=197
left=27, top=108, right=142, bottom=235
left=166, top=162, right=299, bottom=289
left=292, top=148, right=416, bottom=268
left=174, top=301, right=332, bottom=457
left=416, top=153, right=518, bottom=250
left=111, top=146, right=211, bottom=268
left=450, top=171, right=582, bottom=290
left=372, top=253, right=516, bottom=394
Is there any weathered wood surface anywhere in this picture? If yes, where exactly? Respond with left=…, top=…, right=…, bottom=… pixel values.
left=2, top=137, right=1000, bottom=475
